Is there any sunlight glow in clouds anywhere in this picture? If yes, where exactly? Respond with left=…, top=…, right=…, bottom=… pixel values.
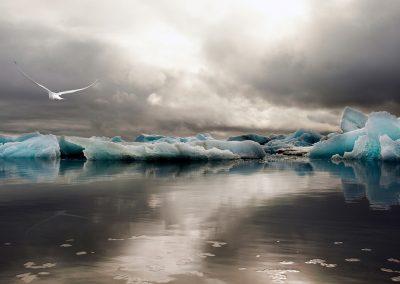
left=127, top=0, right=310, bottom=71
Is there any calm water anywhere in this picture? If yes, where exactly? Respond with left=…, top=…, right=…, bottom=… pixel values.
left=0, top=159, right=399, bottom=284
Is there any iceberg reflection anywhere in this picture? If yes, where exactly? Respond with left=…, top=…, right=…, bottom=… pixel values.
left=310, top=160, right=400, bottom=210
left=0, top=159, right=399, bottom=210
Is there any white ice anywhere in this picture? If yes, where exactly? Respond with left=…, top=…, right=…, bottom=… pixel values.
left=340, top=106, right=368, bottom=133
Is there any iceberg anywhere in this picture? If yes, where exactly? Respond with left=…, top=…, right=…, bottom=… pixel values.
left=58, top=136, right=85, bottom=158
left=134, top=134, right=166, bottom=143
left=311, top=129, right=364, bottom=158
left=228, top=134, right=270, bottom=145
left=198, top=140, right=266, bottom=159
left=59, top=136, right=265, bottom=161
left=0, top=131, right=265, bottom=161
left=310, top=108, right=400, bottom=161
left=379, top=135, right=400, bottom=161
left=340, top=107, right=368, bottom=133
left=264, top=129, right=322, bottom=155
left=0, top=134, right=59, bottom=159
left=110, top=136, right=124, bottom=143
left=3, top=106, right=400, bottom=162
left=0, top=132, right=41, bottom=144
left=340, top=135, right=380, bottom=160
left=134, top=133, right=213, bottom=143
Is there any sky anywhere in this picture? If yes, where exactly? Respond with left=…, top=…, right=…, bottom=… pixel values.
left=1, top=0, right=400, bottom=138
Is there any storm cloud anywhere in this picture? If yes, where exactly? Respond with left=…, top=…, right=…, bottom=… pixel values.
left=0, top=0, right=399, bottom=138
left=203, top=1, right=400, bottom=110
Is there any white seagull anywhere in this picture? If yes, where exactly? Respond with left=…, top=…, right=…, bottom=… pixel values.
left=14, top=61, right=98, bottom=100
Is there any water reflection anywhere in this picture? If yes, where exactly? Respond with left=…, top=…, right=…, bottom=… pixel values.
left=311, top=160, right=400, bottom=210
left=0, top=159, right=400, bottom=283
left=1, top=159, right=399, bottom=210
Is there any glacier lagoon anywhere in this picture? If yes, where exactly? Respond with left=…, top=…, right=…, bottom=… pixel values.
left=1, top=106, right=400, bottom=283
left=0, top=159, right=399, bottom=283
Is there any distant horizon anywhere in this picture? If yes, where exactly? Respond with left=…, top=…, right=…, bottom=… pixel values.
left=0, top=104, right=373, bottom=139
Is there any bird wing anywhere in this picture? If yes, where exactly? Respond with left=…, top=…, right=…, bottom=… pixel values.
left=57, top=80, right=98, bottom=96
left=14, top=61, right=52, bottom=93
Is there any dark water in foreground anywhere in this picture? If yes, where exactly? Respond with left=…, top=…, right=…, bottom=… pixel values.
left=0, top=159, right=399, bottom=284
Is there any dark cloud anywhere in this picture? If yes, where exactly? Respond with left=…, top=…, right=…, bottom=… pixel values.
left=203, top=0, right=400, bottom=114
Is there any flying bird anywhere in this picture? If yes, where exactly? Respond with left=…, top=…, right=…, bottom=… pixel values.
left=14, top=61, right=97, bottom=100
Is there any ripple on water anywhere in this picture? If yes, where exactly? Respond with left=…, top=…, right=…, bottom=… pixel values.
left=146, top=264, right=164, bottom=272
left=176, top=257, right=194, bottom=265
left=185, top=271, right=204, bottom=277
left=16, top=273, right=37, bottom=283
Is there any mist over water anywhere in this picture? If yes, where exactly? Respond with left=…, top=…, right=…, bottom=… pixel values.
left=0, top=159, right=399, bottom=283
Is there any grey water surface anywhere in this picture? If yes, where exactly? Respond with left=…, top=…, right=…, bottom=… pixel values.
left=0, top=159, right=399, bottom=284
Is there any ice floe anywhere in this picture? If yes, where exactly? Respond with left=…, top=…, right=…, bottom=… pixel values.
left=388, top=258, right=400, bottom=263
left=206, top=241, right=227, bottom=248
left=305, top=259, right=337, bottom=268
left=198, top=252, right=215, bottom=258
left=345, top=258, right=360, bottom=262
left=361, top=248, right=372, bottom=252
left=392, top=276, right=400, bottom=282
left=279, top=261, right=294, bottom=265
